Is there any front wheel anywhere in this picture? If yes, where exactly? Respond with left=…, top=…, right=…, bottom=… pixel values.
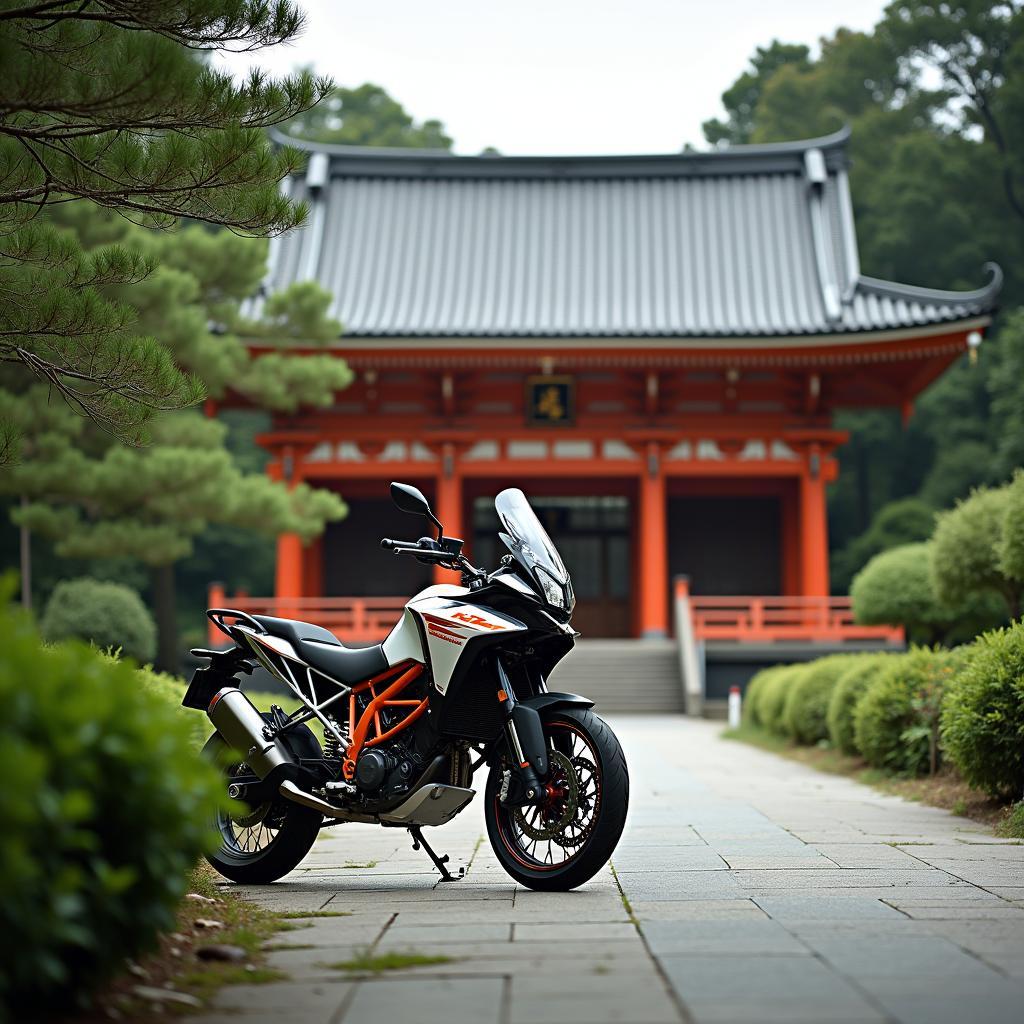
left=484, top=708, right=629, bottom=891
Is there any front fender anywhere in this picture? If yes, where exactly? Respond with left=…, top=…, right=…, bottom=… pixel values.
left=517, top=692, right=595, bottom=715
left=484, top=692, right=595, bottom=771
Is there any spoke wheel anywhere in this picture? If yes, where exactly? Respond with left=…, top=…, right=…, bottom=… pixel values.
left=203, top=721, right=324, bottom=885
left=485, top=707, right=628, bottom=891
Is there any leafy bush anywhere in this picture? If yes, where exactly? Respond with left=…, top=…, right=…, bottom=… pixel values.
left=744, top=665, right=787, bottom=728
left=40, top=577, right=157, bottom=664
left=832, top=497, right=935, bottom=592
left=854, top=647, right=964, bottom=776
left=782, top=654, right=860, bottom=745
left=931, top=486, right=1019, bottom=619
left=758, top=664, right=807, bottom=736
left=852, top=543, right=954, bottom=643
left=0, top=601, right=224, bottom=1012
left=826, top=654, right=890, bottom=755
left=997, top=470, right=1024, bottom=593
left=941, top=623, right=1024, bottom=799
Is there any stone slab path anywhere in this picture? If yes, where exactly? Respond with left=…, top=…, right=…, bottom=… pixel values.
left=198, top=717, right=1024, bottom=1024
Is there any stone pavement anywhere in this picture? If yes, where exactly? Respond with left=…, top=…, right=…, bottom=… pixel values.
left=198, top=717, right=1024, bottom=1024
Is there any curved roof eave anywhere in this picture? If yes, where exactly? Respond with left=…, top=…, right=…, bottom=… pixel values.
left=853, top=263, right=1002, bottom=310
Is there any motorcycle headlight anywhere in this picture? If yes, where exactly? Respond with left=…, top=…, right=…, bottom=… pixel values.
left=535, top=567, right=569, bottom=612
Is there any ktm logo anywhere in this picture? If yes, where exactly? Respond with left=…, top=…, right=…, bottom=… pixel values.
left=451, top=611, right=505, bottom=631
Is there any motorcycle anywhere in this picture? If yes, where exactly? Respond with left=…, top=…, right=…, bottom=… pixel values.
left=184, top=482, right=629, bottom=891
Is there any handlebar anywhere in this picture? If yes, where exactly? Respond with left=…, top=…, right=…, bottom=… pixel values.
left=380, top=538, right=422, bottom=553
left=380, top=536, right=487, bottom=584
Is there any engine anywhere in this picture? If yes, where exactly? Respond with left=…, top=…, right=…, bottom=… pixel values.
left=354, top=741, right=422, bottom=801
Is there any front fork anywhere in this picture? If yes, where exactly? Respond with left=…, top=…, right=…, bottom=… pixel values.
left=496, top=657, right=548, bottom=806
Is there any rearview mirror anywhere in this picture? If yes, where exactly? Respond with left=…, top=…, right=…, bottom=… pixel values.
left=390, top=482, right=431, bottom=517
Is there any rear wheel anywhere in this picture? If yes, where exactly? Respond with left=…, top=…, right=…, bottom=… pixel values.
left=203, top=729, right=323, bottom=884
left=484, top=708, right=628, bottom=891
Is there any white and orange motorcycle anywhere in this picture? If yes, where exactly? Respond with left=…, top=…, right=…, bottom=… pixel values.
left=185, top=483, right=629, bottom=890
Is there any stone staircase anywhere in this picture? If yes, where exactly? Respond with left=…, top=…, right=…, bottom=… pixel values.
left=547, top=639, right=684, bottom=714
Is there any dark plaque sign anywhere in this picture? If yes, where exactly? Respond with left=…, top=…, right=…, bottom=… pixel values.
left=526, top=375, right=574, bottom=426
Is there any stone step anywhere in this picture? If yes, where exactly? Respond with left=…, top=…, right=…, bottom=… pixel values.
left=548, top=639, right=683, bottom=713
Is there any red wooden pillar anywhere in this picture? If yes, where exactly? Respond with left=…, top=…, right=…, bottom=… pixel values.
left=274, top=446, right=304, bottom=607
left=639, top=443, right=668, bottom=638
left=799, top=443, right=830, bottom=596
left=434, top=442, right=463, bottom=584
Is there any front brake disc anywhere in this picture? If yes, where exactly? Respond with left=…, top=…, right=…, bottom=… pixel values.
left=513, top=750, right=578, bottom=841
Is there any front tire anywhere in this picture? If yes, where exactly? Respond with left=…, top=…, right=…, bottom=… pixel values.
left=203, top=730, right=323, bottom=884
left=484, top=708, right=628, bottom=891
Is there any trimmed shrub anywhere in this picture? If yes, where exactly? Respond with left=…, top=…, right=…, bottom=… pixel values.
left=0, top=600, right=224, bottom=1012
left=782, top=654, right=860, bottom=745
left=851, top=543, right=960, bottom=644
left=744, top=665, right=787, bottom=728
left=941, top=623, right=1024, bottom=799
left=827, top=654, right=891, bottom=755
left=931, top=486, right=1019, bottom=619
left=832, top=497, right=935, bottom=593
left=997, top=469, right=1024, bottom=592
left=40, top=578, right=157, bottom=664
left=854, top=647, right=965, bottom=776
left=759, top=664, right=807, bottom=736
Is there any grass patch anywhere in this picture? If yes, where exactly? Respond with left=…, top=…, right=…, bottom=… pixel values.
left=723, top=724, right=1008, bottom=829
left=328, top=950, right=454, bottom=973
left=608, top=862, right=637, bottom=925
left=342, top=860, right=378, bottom=869
left=996, top=802, right=1024, bottom=839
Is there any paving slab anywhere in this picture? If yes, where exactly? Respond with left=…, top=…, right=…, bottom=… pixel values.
left=192, top=716, right=1024, bottom=1024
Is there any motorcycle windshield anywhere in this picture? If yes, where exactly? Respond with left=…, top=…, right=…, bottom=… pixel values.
left=495, top=488, right=571, bottom=586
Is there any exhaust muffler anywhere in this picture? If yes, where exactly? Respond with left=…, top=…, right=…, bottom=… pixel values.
left=207, top=688, right=375, bottom=821
left=208, top=687, right=296, bottom=786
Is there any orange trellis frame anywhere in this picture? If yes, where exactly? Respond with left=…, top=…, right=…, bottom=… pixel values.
left=342, top=661, right=429, bottom=780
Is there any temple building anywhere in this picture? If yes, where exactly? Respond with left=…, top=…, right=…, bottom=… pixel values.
left=224, top=126, right=1000, bottom=651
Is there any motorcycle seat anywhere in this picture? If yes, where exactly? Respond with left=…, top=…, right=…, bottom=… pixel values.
left=251, top=615, right=389, bottom=686
left=297, top=639, right=389, bottom=686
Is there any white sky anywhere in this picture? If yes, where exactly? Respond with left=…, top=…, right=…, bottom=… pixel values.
left=217, top=0, right=888, bottom=156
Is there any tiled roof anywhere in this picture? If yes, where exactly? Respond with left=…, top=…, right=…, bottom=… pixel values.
left=254, top=127, right=1000, bottom=339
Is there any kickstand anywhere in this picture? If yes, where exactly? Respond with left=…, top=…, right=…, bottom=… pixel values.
left=409, top=826, right=465, bottom=882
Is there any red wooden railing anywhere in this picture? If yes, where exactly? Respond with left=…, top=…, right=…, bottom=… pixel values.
left=208, top=585, right=904, bottom=648
left=206, top=585, right=406, bottom=647
left=675, top=578, right=903, bottom=644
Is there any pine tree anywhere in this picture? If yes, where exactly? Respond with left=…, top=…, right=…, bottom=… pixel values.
left=3, top=392, right=346, bottom=669
left=0, top=1, right=332, bottom=450
left=1, top=198, right=354, bottom=667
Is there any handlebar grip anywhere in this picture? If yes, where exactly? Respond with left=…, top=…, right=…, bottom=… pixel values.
left=380, top=538, right=398, bottom=550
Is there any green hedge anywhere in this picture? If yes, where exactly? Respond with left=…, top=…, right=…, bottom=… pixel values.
left=758, top=664, right=807, bottom=736
left=782, top=654, right=860, bottom=745
left=744, top=665, right=786, bottom=728
left=0, top=602, right=225, bottom=1013
left=854, top=647, right=964, bottom=776
left=40, top=578, right=157, bottom=664
left=826, top=654, right=890, bottom=755
left=941, top=623, right=1024, bottom=798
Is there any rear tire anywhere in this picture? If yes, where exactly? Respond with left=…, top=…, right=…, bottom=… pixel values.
left=203, top=730, right=323, bottom=884
left=484, top=708, right=628, bottom=891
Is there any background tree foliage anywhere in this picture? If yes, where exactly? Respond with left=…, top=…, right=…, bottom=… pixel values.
left=0, top=1, right=333, bottom=452
left=279, top=78, right=452, bottom=148
left=703, top=1, right=1024, bottom=587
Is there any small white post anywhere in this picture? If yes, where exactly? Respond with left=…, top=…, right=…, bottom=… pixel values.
left=728, top=685, right=742, bottom=728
